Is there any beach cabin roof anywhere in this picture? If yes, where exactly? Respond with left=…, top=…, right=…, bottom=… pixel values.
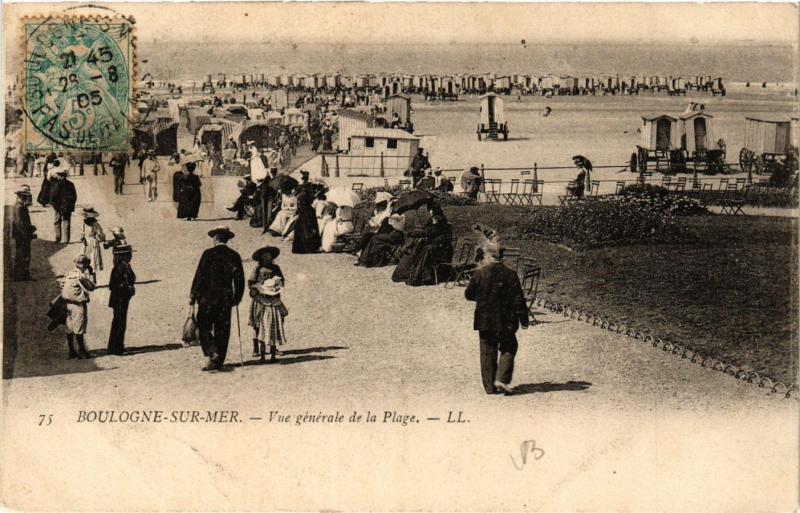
left=641, top=114, right=678, bottom=122
left=351, top=128, right=419, bottom=141
left=479, top=92, right=500, bottom=99
left=387, top=93, right=411, bottom=101
left=679, top=111, right=713, bottom=121
left=745, top=116, right=793, bottom=124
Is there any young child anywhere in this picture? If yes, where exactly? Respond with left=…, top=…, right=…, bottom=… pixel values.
left=250, top=263, right=288, bottom=362
left=80, top=206, right=106, bottom=282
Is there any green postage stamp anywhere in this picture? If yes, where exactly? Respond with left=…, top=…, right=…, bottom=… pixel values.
left=22, top=17, right=134, bottom=152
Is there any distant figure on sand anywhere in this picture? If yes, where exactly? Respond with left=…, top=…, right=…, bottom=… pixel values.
left=142, top=150, right=161, bottom=202
left=465, top=226, right=529, bottom=395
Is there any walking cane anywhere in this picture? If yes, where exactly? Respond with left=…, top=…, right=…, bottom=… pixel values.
left=235, top=304, right=244, bottom=367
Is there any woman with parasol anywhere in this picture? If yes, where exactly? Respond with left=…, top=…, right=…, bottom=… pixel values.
left=356, top=213, right=407, bottom=267
left=391, top=198, right=454, bottom=286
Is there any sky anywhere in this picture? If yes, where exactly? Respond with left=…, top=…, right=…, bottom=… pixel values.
left=3, top=2, right=799, bottom=45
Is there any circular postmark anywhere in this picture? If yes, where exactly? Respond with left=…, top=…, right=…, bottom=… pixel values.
left=23, top=18, right=131, bottom=151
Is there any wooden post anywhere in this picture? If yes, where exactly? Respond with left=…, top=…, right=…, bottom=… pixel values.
left=533, top=162, right=538, bottom=192
left=321, top=154, right=328, bottom=177
left=335, top=153, right=340, bottom=177
left=380, top=152, right=385, bottom=177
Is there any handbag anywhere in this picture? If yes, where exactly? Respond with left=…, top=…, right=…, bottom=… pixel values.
left=182, top=306, right=199, bottom=345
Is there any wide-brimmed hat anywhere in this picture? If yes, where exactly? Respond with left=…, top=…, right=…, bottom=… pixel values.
left=208, top=225, right=235, bottom=240
left=112, top=244, right=133, bottom=255
left=572, top=155, right=586, bottom=163
left=82, top=206, right=100, bottom=218
left=51, top=167, right=67, bottom=176
left=247, top=140, right=256, bottom=146
left=111, top=226, right=124, bottom=236
left=433, top=167, right=442, bottom=175
left=73, top=254, right=90, bottom=265
left=147, top=149, right=156, bottom=155
left=374, top=191, right=393, bottom=205
left=388, top=213, right=406, bottom=231
left=252, top=246, right=280, bottom=261
left=473, top=224, right=504, bottom=259
left=15, top=185, right=32, bottom=196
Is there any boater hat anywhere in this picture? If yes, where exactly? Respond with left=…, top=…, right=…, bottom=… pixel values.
left=252, top=246, right=280, bottom=261
left=82, top=206, right=100, bottom=218
left=111, top=226, right=125, bottom=236
left=15, top=185, right=32, bottom=196
left=208, top=225, right=235, bottom=240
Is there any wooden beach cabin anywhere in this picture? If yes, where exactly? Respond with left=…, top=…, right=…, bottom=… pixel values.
left=632, top=114, right=678, bottom=172
left=337, top=109, right=376, bottom=152
left=560, top=75, right=578, bottom=95
left=344, top=128, right=420, bottom=176
left=494, top=76, right=512, bottom=94
left=679, top=111, right=716, bottom=154
left=739, top=116, right=799, bottom=173
left=232, top=120, right=273, bottom=149
left=132, top=117, right=179, bottom=156
left=477, top=93, right=508, bottom=141
left=380, top=94, right=413, bottom=132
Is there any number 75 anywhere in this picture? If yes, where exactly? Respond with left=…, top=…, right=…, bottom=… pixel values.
left=38, top=414, right=52, bottom=426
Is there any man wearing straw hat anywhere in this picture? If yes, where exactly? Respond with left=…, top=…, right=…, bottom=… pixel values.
left=465, top=228, right=529, bottom=395
left=142, top=149, right=161, bottom=202
left=11, top=184, right=36, bottom=281
left=190, top=225, right=245, bottom=371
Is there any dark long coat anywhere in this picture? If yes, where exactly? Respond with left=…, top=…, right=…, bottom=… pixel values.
left=464, top=262, right=529, bottom=332
left=358, top=229, right=404, bottom=267
left=176, top=173, right=202, bottom=219
left=48, top=179, right=77, bottom=215
left=391, top=220, right=453, bottom=286
left=291, top=183, right=321, bottom=254
left=190, top=245, right=245, bottom=306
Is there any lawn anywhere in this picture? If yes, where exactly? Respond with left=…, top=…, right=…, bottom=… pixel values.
left=443, top=204, right=799, bottom=384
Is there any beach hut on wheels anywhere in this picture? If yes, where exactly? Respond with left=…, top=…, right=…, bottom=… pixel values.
left=560, top=76, right=578, bottom=95
left=678, top=110, right=724, bottom=171
left=343, top=128, right=420, bottom=176
left=195, top=118, right=236, bottom=153
left=540, top=75, right=559, bottom=95
left=477, top=93, right=508, bottom=141
left=632, top=114, right=678, bottom=172
left=739, top=117, right=799, bottom=173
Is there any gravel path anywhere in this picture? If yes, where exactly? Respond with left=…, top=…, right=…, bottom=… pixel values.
left=2, top=174, right=796, bottom=511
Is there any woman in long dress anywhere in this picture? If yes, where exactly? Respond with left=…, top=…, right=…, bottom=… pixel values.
left=354, top=192, right=394, bottom=256
left=291, top=174, right=322, bottom=254
left=176, top=162, right=202, bottom=220
left=80, top=206, right=105, bottom=281
left=267, top=187, right=298, bottom=236
left=357, top=213, right=406, bottom=267
left=320, top=206, right=355, bottom=253
left=248, top=247, right=286, bottom=362
left=392, top=205, right=454, bottom=286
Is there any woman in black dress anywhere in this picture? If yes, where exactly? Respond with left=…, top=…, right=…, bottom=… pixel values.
left=357, top=214, right=406, bottom=267
left=291, top=172, right=321, bottom=254
left=176, top=162, right=202, bottom=221
left=391, top=205, right=453, bottom=286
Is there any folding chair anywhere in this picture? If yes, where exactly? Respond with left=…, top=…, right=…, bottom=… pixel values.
left=521, top=264, right=542, bottom=324
left=588, top=180, right=601, bottom=198
left=431, top=234, right=459, bottom=285
left=719, top=184, right=746, bottom=215
left=441, top=239, right=479, bottom=289
left=339, top=211, right=368, bottom=253
left=502, top=179, right=522, bottom=205
left=399, top=179, right=412, bottom=189
left=502, top=247, right=522, bottom=274
left=615, top=181, right=626, bottom=195
left=661, top=176, right=672, bottom=189
left=481, top=178, right=502, bottom=204
left=558, top=181, right=578, bottom=205
left=675, top=177, right=687, bottom=192
left=520, top=179, right=543, bottom=206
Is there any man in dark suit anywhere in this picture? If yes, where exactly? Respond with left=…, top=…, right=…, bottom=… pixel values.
left=11, top=185, right=36, bottom=281
left=465, top=238, right=529, bottom=395
left=47, top=163, right=77, bottom=243
left=190, top=226, right=245, bottom=371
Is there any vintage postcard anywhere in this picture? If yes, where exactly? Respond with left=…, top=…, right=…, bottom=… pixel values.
left=2, top=2, right=798, bottom=511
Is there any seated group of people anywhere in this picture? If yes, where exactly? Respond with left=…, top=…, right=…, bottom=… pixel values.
left=354, top=192, right=455, bottom=287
